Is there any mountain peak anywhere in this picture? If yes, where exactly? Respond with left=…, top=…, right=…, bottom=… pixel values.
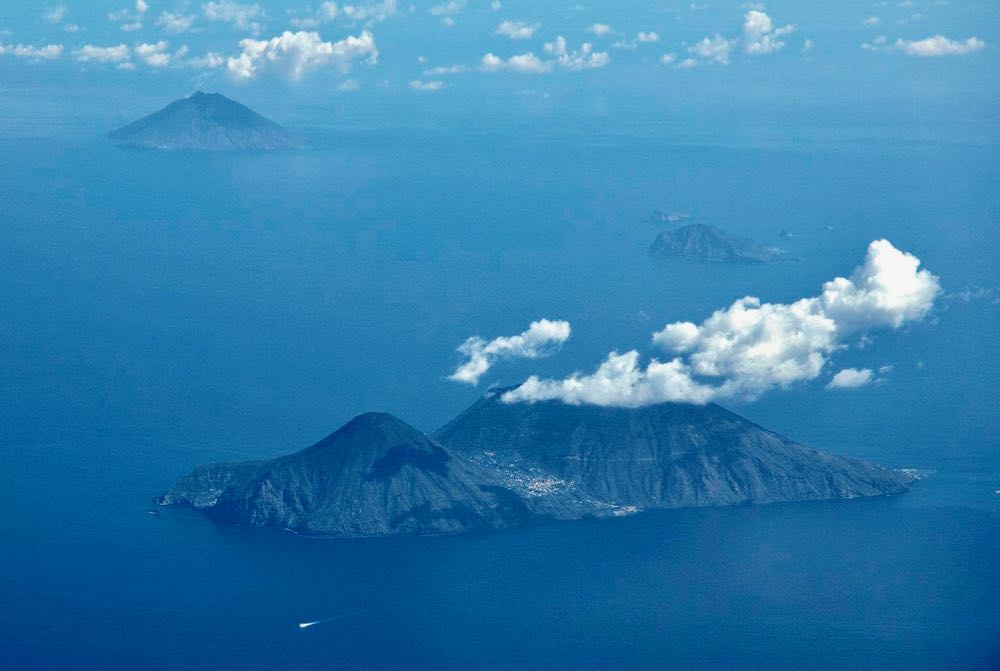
left=324, top=412, right=431, bottom=447
left=108, top=92, right=301, bottom=151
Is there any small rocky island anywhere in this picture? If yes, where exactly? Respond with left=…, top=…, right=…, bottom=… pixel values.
left=159, top=389, right=915, bottom=538
left=649, top=224, right=792, bottom=263
left=646, top=209, right=691, bottom=224
left=109, top=91, right=301, bottom=151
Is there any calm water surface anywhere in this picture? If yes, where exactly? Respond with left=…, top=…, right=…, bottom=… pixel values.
left=1, top=132, right=997, bottom=669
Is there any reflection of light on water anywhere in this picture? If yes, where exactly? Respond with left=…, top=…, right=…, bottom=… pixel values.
left=298, top=620, right=324, bottom=629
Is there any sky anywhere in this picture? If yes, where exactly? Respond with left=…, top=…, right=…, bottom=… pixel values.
left=0, top=0, right=997, bottom=139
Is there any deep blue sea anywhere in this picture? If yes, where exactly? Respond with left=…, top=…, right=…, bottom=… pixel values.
left=1, top=130, right=998, bottom=669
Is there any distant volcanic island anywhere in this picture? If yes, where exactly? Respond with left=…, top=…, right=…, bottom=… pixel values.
left=159, top=388, right=915, bottom=538
left=109, top=91, right=301, bottom=151
left=649, top=223, right=793, bottom=263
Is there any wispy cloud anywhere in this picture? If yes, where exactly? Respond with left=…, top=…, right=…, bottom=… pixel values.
left=290, top=2, right=339, bottom=29
left=156, top=12, right=197, bottom=35
left=341, top=0, right=398, bottom=24
left=202, top=1, right=264, bottom=34
left=496, top=20, right=539, bottom=40
left=43, top=5, right=68, bottom=24
left=109, top=0, right=150, bottom=32
left=409, top=78, right=444, bottom=91
left=587, top=23, right=612, bottom=37
left=449, top=319, right=571, bottom=385
left=429, top=0, right=465, bottom=16
left=613, top=31, right=659, bottom=50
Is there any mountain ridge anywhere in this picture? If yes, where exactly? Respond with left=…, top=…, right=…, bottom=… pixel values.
left=159, top=391, right=915, bottom=538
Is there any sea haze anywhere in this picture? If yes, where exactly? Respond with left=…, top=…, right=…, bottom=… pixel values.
left=1, top=128, right=998, bottom=669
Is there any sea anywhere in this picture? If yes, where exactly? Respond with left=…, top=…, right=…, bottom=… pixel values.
left=1, top=126, right=998, bottom=669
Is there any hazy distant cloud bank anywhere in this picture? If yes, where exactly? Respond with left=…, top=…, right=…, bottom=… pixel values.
left=480, top=35, right=608, bottom=73
left=863, top=34, right=986, bottom=56
left=0, top=42, right=63, bottom=60
left=501, top=240, right=939, bottom=407
left=7, top=1, right=988, bottom=84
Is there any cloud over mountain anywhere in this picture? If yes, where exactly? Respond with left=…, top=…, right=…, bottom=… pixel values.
left=503, top=240, right=939, bottom=407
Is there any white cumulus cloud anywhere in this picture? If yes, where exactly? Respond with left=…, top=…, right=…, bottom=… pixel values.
left=543, top=35, right=609, bottom=70
left=588, top=23, right=612, bottom=37
left=134, top=41, right=188, bottom=67
left=503, top=240, right=939, bottom=407
left=481, top=38, right=608, bottom=73
left=480, top=51, right=548, bottom=73
left=743, top=10, right=794, bottom=55
left=892, top=35, right=985, bottom=56
left=449, top=319, right=572, bottom=385
left=0, top=42, right=64, bottom=60
left=226, top=30, right=377, bottom=80
left=688, top=34, right=734, bottom=64
left=827, top=368, right=873, bottom=389
left=73, top=44, right=131, bottom=63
